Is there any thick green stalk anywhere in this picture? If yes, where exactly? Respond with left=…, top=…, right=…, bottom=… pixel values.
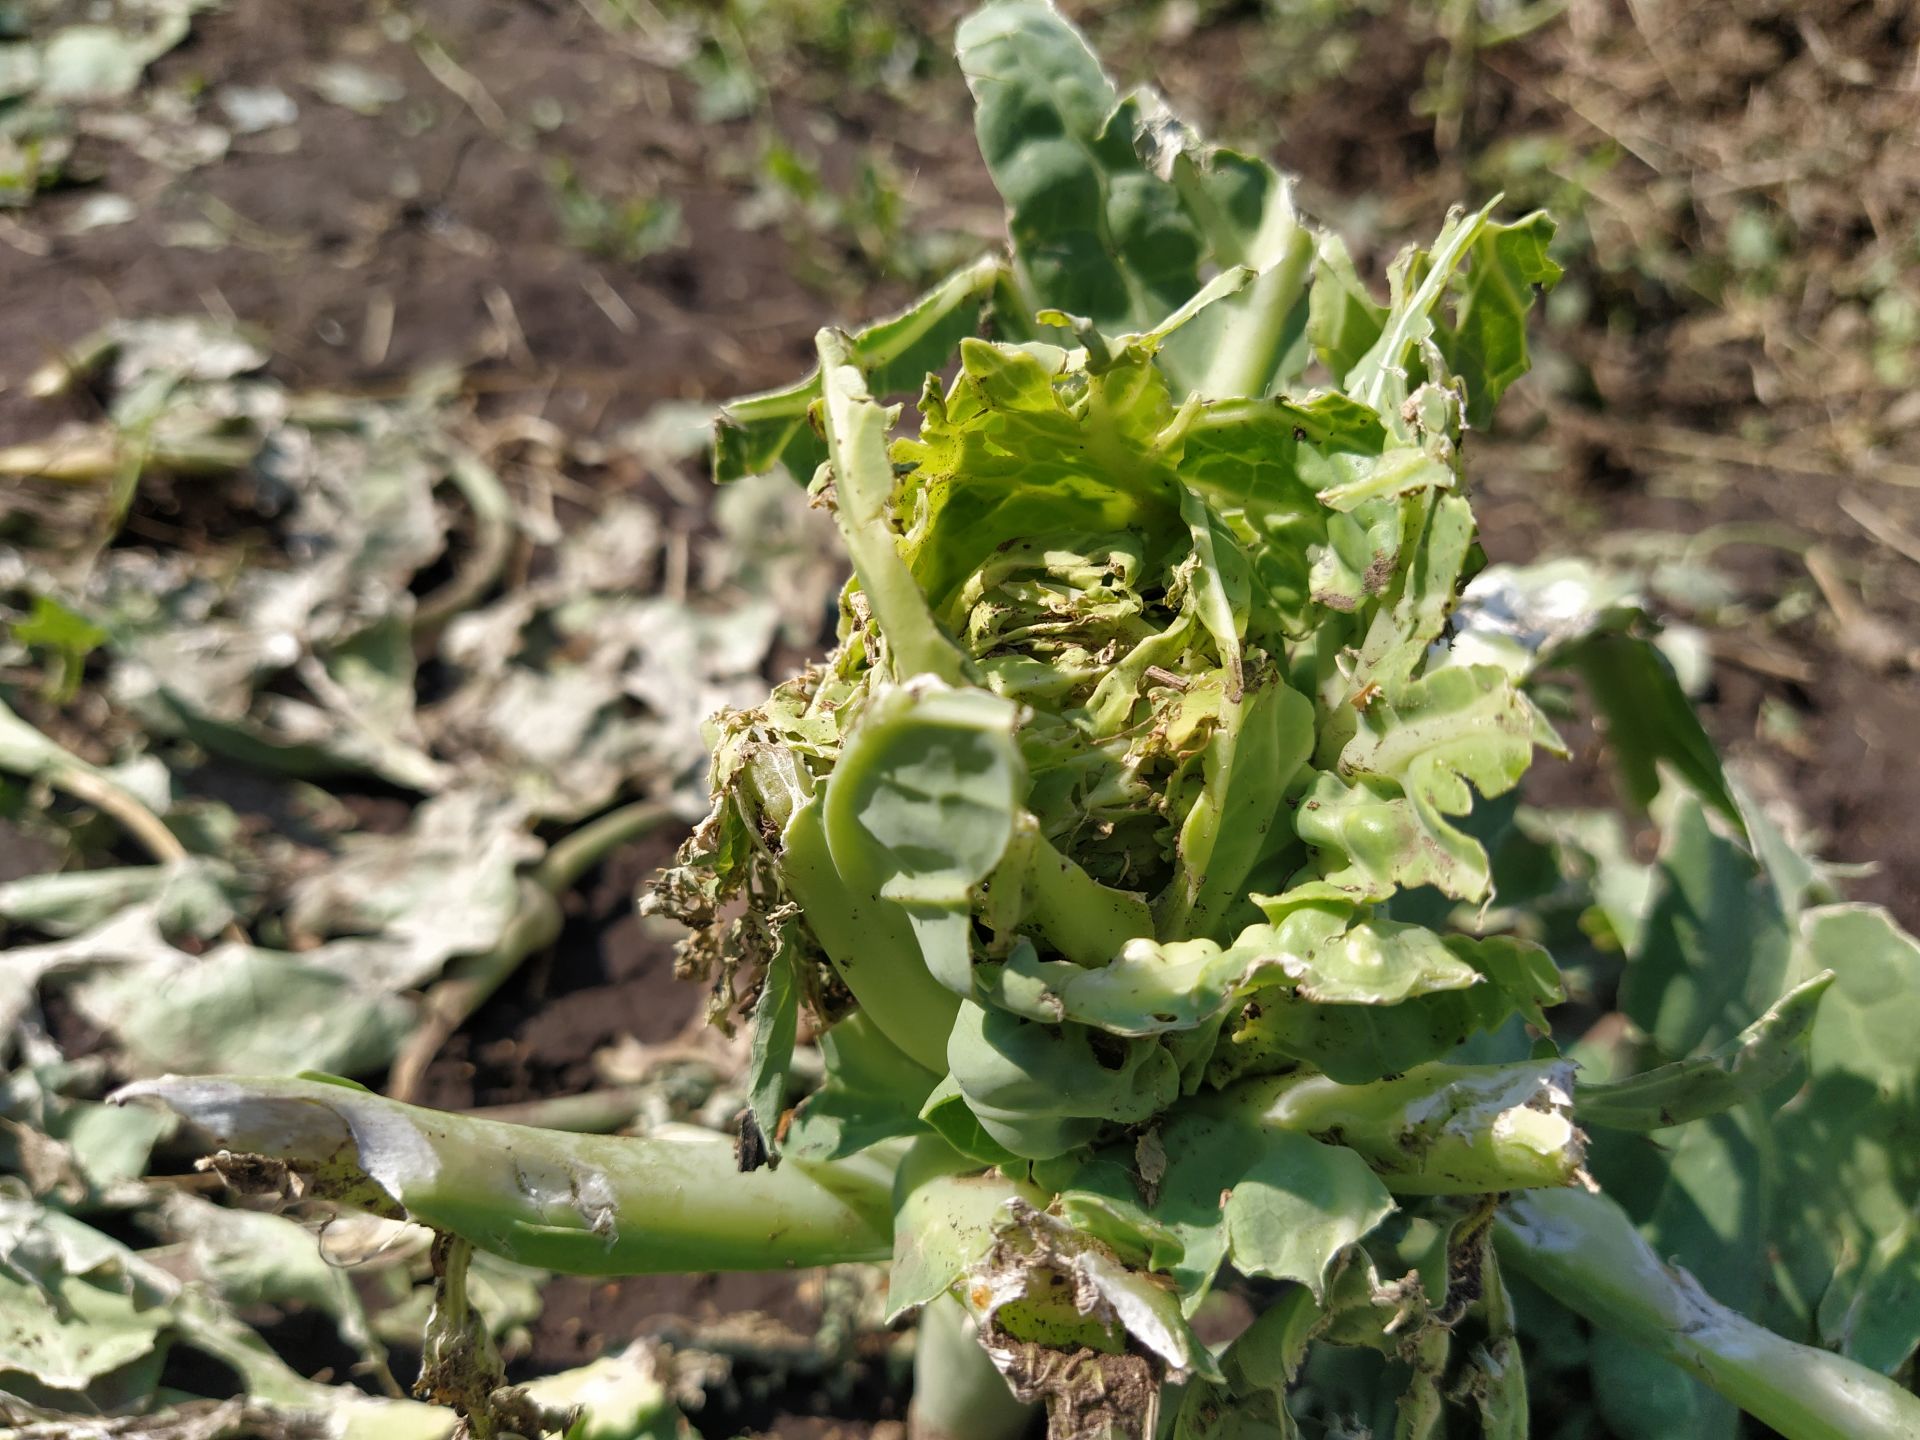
left=816, top=328, right=968, bottom=687
left=1496, top=1189, right=1920, bottom=1440
left=115, top=1075, right=897, bottom=1274
left=779, top=795, right=960, bottom=1074
left=1240, top=1060, right=1582, bottom=1195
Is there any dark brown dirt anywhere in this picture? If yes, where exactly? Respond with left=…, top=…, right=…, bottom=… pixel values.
left=412, top=825, right=694, bottom=1113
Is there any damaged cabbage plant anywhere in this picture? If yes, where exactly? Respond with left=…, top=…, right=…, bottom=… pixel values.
left=117, top=3, right=1920, bottom=1438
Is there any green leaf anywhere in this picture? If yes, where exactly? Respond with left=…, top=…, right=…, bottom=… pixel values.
left=919, top=1074, right=1026, bottom=1168
left=822, top=682, right=1024, bottom=996
left=1620, top=789, right=1792, bottom=1059
left=1171, top=1287, right=1321, bottom=1438
left=1171, top=393, right=1386, bottom=636
left=1344, top=201, right=1558, bottom=431
left=957, top=0, right=1201, bottom=340
left=1307, top=232, right=1388, bottom=386
left=1565, top=630, right=1741, bottom=824
left=783, top=1010, right=941, bottom=1161
left=1776, top=905, right=1920, bottom=1373
left=714, top=255, right=1002, bottom=483
left=1577, top=971, right=1832, bottom=1131
left=745, top=933, right=801, bottom=1164
left=1221, top=1135, right=1398, bottom=1296
left=10, top=594, right=107, bottom=702
left=779, top=796, right=961, bottom=1075
left=1210, top=929, right=1561, bottom=1086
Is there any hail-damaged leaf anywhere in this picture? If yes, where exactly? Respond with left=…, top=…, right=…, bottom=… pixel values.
left=1578, top=970, right=1832, bottom=1131
left=1140, top=103, right=1316, bottom=401
left=283, top=789, right=541, bottom=992
left=946, top=1001, right=1180, bottom=1160
left=958, top=1199, right=1221, bottom=1440
left=1343, top=200, right=1557, bottom=436
left=1303, top=665, right=1544, bottom=903
left=1444, top=556, right=1644, bottom=679
left=1239, top=1059, right=1583, bottom=1196
left=822, top=682, right=1024, bottom=996
left=715, top=255, right=1003, bottom=484
left=889, top=1140, right=1044, bottom=1319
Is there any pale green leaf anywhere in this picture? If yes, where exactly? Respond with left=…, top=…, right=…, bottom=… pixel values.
left=714, top=256, right=1002, bottom=483
left=957, top=1, right=1201, bottom=339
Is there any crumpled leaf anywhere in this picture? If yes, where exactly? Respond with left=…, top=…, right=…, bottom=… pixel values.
left=63, top=934, right=416, bottom=1079
left=2, top=1031, right=173, bottom=1206
left=1578, top=969, right=1832, bottom=1131
left=284, top=789, right=541, bottom=992
left=1302, top=665, right=1543, bottom=902
left=958, top=1198, right=1222, bottom=1440
left=0, top=1196, right=172, bottom=1403
left=715, top=255, right=1002, bottom=483
left=1055, top=1102, right=1393, bottom=1310
left=0, top=857, right=237, bottom=941
left=155, top=1193, right=385, bottom=1374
